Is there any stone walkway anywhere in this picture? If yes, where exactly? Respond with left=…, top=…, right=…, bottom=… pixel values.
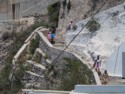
left=42, top=28, right=66, bottom=49
left=107, top=77, right=125, bottom=85
left=42, top=29, right=101, bottom=85
left=26, top=71, right=44, bottom=78
left=27, top=60, right=46, bottom=70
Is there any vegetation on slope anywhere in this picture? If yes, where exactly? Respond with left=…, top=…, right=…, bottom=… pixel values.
left=60, top=58, right=95, bottom=90
left=67, top=0, right=71, bottom=13
left=63, top=0, right=67, bottom=9
left=87, top=19, right=100, bottom=32
left=42, top=58, right=95, bottom=90
left=47, top=2, right=60, bottom=28
left=29, top=36, right=40, bottom=55
left=0, top=23, right=42, bottom=94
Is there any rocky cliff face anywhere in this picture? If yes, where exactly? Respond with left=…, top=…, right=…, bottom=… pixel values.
left=0, top=0, right=61, bottom=22
left=19, top=0, right=61, bottom=17
left=59, top=0, right=124, bottom=32
left=66, top=1, right=125, bottom=69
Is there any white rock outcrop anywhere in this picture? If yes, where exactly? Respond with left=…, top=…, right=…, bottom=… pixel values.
left=66, top=2, right=125, bottom=68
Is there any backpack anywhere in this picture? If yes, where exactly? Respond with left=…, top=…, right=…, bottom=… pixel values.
left=51, top=33, right=55, bottom=39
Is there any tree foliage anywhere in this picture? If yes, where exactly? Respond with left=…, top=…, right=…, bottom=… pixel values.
left=0, top=22, right=42, bottom=93
left=67, top=0, right=71, bottom=13
left=29, top=36, right=40, bottom=54
left=2, top=32, right=11, bottom=41
left=87, top=19, right=100, bottom=32
left=47, top=2, right=60, bottom=28
left=60, top=58, right=95, bottom=91
left=63, top=0, right=67, bottom=9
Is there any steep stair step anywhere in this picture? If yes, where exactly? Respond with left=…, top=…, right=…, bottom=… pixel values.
left=26, top=71, right=44, bottom=78
left=36, top=48, right=45, bottom=57
left=27, top=60, right=46, bottom=70
left=46, top=59, right=52, bottom=64
left=25, top=83, right=41, bottom=88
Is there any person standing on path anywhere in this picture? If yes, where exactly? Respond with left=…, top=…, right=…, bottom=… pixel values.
left=96, top=57, right=101, bottom=71
left=93, top=55, right=101, bottom=71
left=52, top=28, right=56, bottom=34
left=102, top=70, right=109, bottom=85
left=48, top=32, right=52, bottom=42
left=51, top=32, right=55, bottom=44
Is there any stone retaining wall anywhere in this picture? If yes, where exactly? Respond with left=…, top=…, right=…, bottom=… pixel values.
left=12, top=26, right=101, bottom=86
left=38, top=30, right=101, bottom=85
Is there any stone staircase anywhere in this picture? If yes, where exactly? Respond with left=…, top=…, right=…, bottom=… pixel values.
left=27, top=60, right=46, bottom=70
left=0, top=40, right=13, bottom=68
left=26, top=71, right=44, bottom=78
left=23, top=47, right=54, bottom=88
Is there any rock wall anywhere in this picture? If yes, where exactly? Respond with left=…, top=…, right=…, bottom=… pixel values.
left=38, top=31, right=83, bottom=63
left=11, top=26, right=100, bottom=88
left=0, top=0, right=12, bottom=22
left=19, top=0, right=61, bottom=17
left=0, top=0, right=61, bottom=22
left=66, top=1, right=125, bottom=71
left=0, top=0, right=61, bottom=39
left=58, top=0, right=124, bottom=32
left=37, top=30, right=99, bottom=85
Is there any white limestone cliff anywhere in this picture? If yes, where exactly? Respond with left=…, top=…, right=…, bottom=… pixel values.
left=66, top=2, right=125, bottom=69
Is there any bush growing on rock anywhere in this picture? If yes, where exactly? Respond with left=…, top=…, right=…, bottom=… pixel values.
left=44, top=53, right=48, bottom=59
left=42, top=58, right=95, bottom=90
left=33, top=52, right=42, bottom=63
left=0, top=21, right=44, bottom=93
left=63, top=0, right=67, bottom=9
left=67, top=0, right=71, bottom=13
left=87, top=19, right=100, bottom=32
left=29, top=36, right=40, bottom=55
left=112, top=11, right=119, bottom=17
left=60, top=58, right=95, bottom=90
left=49, top=22, right=56, bottom=29
left=72, top=25, right=78, bottom=31
left=2, top=32, right=10, bottom=41
left=47, top=2, right=60, bottom=27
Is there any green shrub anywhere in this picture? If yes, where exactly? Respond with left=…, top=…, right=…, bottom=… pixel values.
left=49, top=22, right=57, bottom=29
left=87, top=19, right=100, bottom=32
left=91, top=0, right=99, bottom=10
left=44, top=53, right=48, bottom=59
left=0, top=21, right=42, bottom=93
left=2, top=32, right=10, bottom=41
left=72, top=25, right=78, bottom=30
left=29, top=39, right=36, bottom=54
left=47, top=2, right=60, bottom=27
left=47, top=5, right=55, bottom=16
left=67, top=0, right=71, bottom=13
left=60, top=58, right=95, bottom=91
left=33, top=52, right=42, bottom=63
left=63, top=0, right=67, bottom=9
left=27, top=54, right=33, bottom=60
left=41, top=21, right=49, bottom=28
left=29, top=36, right=40, bottom=54
left=35, top=21, right=49, bottom=28
left=10, top=64, right=27, bottom=93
